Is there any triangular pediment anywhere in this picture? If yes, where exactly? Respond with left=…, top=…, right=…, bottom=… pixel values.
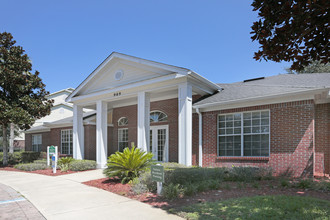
left=69, top=52, right=190, bottom=99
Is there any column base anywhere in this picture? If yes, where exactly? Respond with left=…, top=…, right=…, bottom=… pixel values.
left=97, top=163, right=107, bottom=169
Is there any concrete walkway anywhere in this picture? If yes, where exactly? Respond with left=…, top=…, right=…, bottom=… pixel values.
left=0, top=170, right=182, bottom=220
left=0, top=183, right=45, bottom=220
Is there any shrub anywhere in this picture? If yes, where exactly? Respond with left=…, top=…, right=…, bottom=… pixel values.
left=21, top=151, right=40, bottom=163
left=295, top=179, right=314, bottom=189
left=33, top=159, right=48, bottom=165
left=14, top=163, right=47, bottom=171
left=69, top=160, right=96, bottom=171
left=58, top=157, right=75, bottom=172
left=103, top=145, right=154, bottom=184
left=280, top=179, right=290, bottom=188
left=163, top=183, right=182, bottom=200
left=183, top=183, right=198, bottom=196
left=0, top=152, right=22, bottom=165
left=131, top=177, right=149, bottom=195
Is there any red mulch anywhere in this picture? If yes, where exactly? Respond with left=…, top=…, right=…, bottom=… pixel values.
left=83, top=178, right=330, bottom=209
left=0, top=166, right=89, bottom=176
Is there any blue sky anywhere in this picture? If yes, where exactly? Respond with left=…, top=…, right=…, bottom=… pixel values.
left=1, top=0, right=291, bottom=93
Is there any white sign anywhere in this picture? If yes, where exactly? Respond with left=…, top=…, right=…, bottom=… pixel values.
left=47, top=146, right=58, bottom=173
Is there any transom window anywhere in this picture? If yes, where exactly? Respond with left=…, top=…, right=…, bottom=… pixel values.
left=218, top=110, right=270, bottom=157
left=61, top=129, right=73, bottom=155
left=150, top=111, right=168, bottom=123
left=118, top=128, right=128, bottom=152
left=118, top=117, right=128, bottom=126
left=32, top=134, right=42, bottom=152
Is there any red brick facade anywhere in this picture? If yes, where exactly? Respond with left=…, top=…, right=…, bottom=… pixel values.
left=25, top=99, right=330, bottom=177
left=200, top=100, right=327, bottom=177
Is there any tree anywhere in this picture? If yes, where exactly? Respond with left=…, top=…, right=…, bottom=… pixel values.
left=251, top=0, right=329, bottom=71
left=286, top=60, right=330, bottom=74
left=0, top=32, right=53, bottom=166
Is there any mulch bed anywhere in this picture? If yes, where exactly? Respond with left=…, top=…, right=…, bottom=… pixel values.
left=83, top=178, right=330, bottom=209
left=0, top=166, right=87, bottom=176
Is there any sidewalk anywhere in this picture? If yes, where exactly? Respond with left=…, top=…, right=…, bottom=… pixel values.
left=0, top=183, right=45, bottom=220
left=0, top=170, right=182, bottom=220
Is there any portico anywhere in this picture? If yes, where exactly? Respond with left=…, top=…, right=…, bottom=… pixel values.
left=66, top=52, right=220, bottom=168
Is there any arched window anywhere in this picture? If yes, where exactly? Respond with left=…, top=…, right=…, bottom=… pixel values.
left=150, top=111, right=168, bottom=123
left=118, top=117, right=128, bottom=126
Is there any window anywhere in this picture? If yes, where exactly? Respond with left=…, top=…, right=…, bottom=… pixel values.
left=32, top=134, right=42, bottom=152
left=150, top=111, right=168, bottom=123
left=61, top=129, right=73, bottom=155
left=118, top=117, right=128, bottom=126
left=218, top=110, right=270, bottom=157
left=118, top=128, right=128, bottom=152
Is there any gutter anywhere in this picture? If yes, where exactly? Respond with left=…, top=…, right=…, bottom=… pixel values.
left=196, top=108, right=203, bottom=167
left=193, top=87, right=329, bottom=109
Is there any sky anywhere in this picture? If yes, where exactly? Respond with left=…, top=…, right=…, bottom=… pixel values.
left=1, top=0, right=292, bottom=93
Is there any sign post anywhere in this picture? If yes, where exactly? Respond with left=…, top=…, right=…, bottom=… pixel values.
left=151, top=164, right=164, bottom=195
left=47, top=146, right=58, bottom=173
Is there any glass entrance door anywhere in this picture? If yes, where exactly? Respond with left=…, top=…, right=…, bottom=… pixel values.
left=150, top=125, right=168, bottom=162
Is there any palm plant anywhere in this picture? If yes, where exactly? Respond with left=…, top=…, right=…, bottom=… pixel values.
left=103, top=144, right=154, bottom=183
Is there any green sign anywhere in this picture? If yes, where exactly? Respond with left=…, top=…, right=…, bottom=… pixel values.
left=49, top=146, right=56, bottom=154
left=151, top=165, right=164, bottom=182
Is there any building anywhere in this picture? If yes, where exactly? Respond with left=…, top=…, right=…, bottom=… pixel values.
left=25, top=88, right=79, bottom=151
left=25, top=52, right=330, bottom=177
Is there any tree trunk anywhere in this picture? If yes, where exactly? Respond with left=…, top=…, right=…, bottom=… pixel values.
left=2, top=124, right=8, bottom=166
left=9, top=123, right=14, bottom=154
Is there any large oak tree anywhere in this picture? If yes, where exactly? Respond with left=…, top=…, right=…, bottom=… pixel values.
left=251, top=0, right=329, bottom=71
left=0, top=32, right=53, bottom=166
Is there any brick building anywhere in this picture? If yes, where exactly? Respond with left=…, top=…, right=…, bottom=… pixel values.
left=25, top=52, right=330, bottom=177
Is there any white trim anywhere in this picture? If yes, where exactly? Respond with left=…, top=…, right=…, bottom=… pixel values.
left=61, top=129, right=73, bottom=155
left=118, top=128, right=128, bottom=152
left=150, top=125, right=169, bottom=163
left=194, top=88, right=327, bottom=110
left=66, top=52, right=190, bottom=102
left=32, top=134, right=42, bottom=152
left=217, top=110, right=270, bottom=157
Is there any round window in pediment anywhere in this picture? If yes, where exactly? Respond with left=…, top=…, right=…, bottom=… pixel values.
left=115, top=69, right=124, bottom=81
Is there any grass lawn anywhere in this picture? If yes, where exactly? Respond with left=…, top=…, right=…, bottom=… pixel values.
left=171, top=195, right=330, bottom=220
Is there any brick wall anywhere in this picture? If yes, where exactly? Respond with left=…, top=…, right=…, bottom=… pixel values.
left=315, top=103, right=330, bottom=176
left=111, top=98, right=179, bottom=162
left=201, top=100, right=315, bottom=177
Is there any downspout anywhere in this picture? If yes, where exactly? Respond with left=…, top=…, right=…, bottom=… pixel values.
left=196, top=108, right=203, bottom=167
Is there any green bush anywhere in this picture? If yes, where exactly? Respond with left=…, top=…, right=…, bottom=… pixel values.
left=225, top=166, right=273, bottom=182
left=163, top=183, right=182, bottom=200
left=58, top=157, right=75, bottom=172
left=103, top=145, right=154, bottom=184
left=131, top=177, right=149, bottom=195
left=32, top=159, right=48, bottom=165
left=21, top=151, right=40, bottom=163
left=69, top=160, right=96, bottom=171
left=294, top=179, right=314, bottom=189
left=14, top=163, right=47, bottom=171
left=0, top=152, right=22, bottom=165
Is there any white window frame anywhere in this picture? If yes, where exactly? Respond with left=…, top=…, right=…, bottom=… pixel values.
left=61, top=129, right=73, bottom=155
left=118, top=128, right=128, bottom=152
left=217, top=110, right=270, bottom=157
left=32, top=134, right=42, bottom=152
left=150, top=110, right=168, bottom=123
left=118, top=117, right=128, bottom=126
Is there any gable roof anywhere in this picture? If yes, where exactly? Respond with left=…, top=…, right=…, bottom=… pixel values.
left=66, top=52, right=221, bottom=102
left=194, top=73, right=330, bottom=108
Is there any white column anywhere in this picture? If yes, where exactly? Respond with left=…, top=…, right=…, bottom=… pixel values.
left=178, top=82, right=193, bottom=166
left=73, top=105, right=84, bottom=160
left=137, top=91, right=150, bottom=152
left=96, top=100, right=108, bottom=168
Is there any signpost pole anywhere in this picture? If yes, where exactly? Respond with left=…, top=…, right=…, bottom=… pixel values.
left=47, top=146, right=50, bottom=166
left=151, top=164, right=164, bottom=195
